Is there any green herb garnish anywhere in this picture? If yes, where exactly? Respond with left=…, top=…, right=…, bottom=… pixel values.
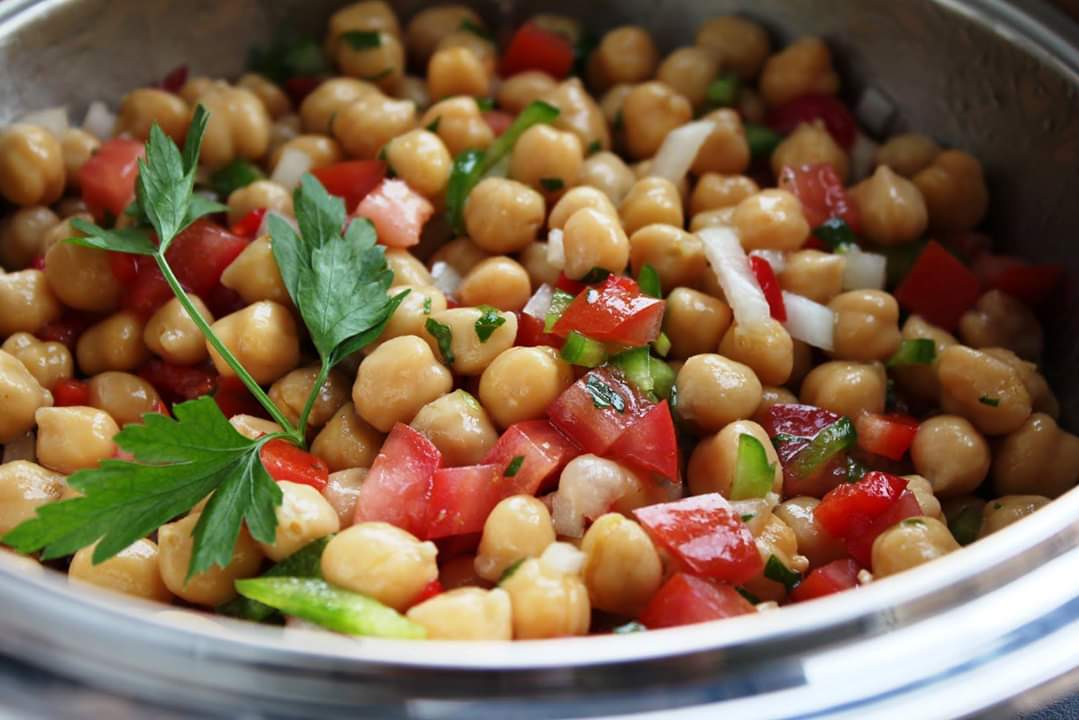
left=586, top=139, right=603, bottom=156
left=210, top=159, right=264, bottom=200
left=736, top=587, right=761, bottom=605
left=422, top=296, right=432, bottom=314
left=744, top=123, right=781, bottom=159
left=247, top=32, right=330, bottom=84
left=707, top=72, right=741, bottom=107
left=979, top=395, right=1001, bottom=407
left=763, top=555, right=802, bottom=592
left=459, top=19, right=493, bottom=41
left=540, top=177, right=565, bottom=192
left=812, top=217, right=858, bottom=251
left=499, top=558, right=526, bottom=584
left=583, top=374, right=625, bottom=412
left=476, top=97, right=495, bottom=112
left=638, top=264, right=662, bottom=299
left=425, top=117, right=441, bottom=134
left=341, top=30, right=382, bottom=50
left=504, top=455, right=525, bottom=478
left=426, top=317, right=455, bottom=366
left=474, top=305, right=506, bottom=342
left=887, top=338, right=936, bottom=367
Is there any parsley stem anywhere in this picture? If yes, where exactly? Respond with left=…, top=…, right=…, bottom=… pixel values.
left=296, top=362, right=331, bottom=439
left=152, top=254, right=301, bottom=441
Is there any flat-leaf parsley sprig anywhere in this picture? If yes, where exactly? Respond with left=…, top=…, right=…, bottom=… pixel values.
left=2, top=108, right=402, bottom=577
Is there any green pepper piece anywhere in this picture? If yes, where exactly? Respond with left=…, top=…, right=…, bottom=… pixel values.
left=561, top=331, right=607, bottom=368
left=730, top=434, right=776, bottom=500
left=787, top=416, right=857, bottom=481
left=217, top=536, right=331, bottom=621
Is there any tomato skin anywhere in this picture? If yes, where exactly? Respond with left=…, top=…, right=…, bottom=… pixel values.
left=778, top=163, right=861, bottom=232
left=789, top=558, right=861, bottom=603
left=408, top=579, right=443, bottom=609
left=311, top=160, right=386, bottom=213
left=37, top=310, right=97, bottom=350
left=515, top=312, right=561, bottom=348
left=894, top=240, right=981, bottom=332
left=607, top=400, right=680, bottom=482
left=844, top=490, right=922, bottom=566
left=766, top=94, right=857, bottom=149
left=551, top=275, right=665, bottom=346
left=634, top=494, right=763, bottom=584
left=855, top=413, right=919, bottom=461
left=500, top=22, right=575, bottom=79
left=159, top=64, right=189, bottom=94
left=52, top=378, right=91, bottom=406
left=166, top=220, right=248, bottom=297
left=79, top=138, right=145, bottom=221
left=548, top=367, right=652, bottom=456
left=815, top=471, right=908, bottom=539
left=482, top=420, right=581, bottom=496
left=554, top=272, right=586, bottom=295
left=139, top=359, right=217, bottom=405
left=971, top=254, right=1064, bottom=307
left=259, top=439, right=329, bottom=490
left=425, top=464, right=505, bottom=539
left=354, top=178, right=434, bottom=248
left=482, top=110, right=515, bottom=136
left=212, top=375, right=267, bottom=419
left=762, top=403, right=849, bottom=498
left=230, top=208, right=267, bottom=238
left=749, top=255, right=787, bottom=322
left=108, top=252, right=139, bottom=284
left=354, top=423, right=442, bottom=537
left=639, top=573, right=755, bottom=629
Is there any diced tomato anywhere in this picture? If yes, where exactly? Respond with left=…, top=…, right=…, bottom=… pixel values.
left=139, top=359, right=217, bottom=404
left=500, top=22, right=575, bottom=79
left=354, top=178, right=434, bottom=249
left=640, top=573, right=755, bottom=629
left=354, top=423, right=442, bottom=537
left=166, top=220, right=248, bottom=297
left=205, top=283, right=247, bottom=318
left=425, top=464, right=505, bottom=539
left=789, top=559, right=861, bottom=603
left=634, top=494, right=762, bottom=584
left=408, top=579, right=443, bottom=608
left=230, top=208, right=267, bottom=238
left=124, top=259, right=173, bottom=317
left=815, top=471, right=908, bottom=539
left=79, top=138, right=145, bottom=221
left=30, top=254, right=46, bottom=270
left=855, top=413, right=919, bottom=461
left=52, top=378, right=90, bottom=406
left=778, top=163, right=861, bottom=232
left=482, top=420, right=581, bottom=496
left=37, top=310, right=97, bottom=349
left=971, top=253, right=1064, bottom=307
left=259, top=439, right=330, bottom=491
left=765, top=94, right=857, bottom=149
left=482, top=110, right=515, bottom=136
left=515, top=312, right=561, bottom=348
left=284, top=76, right=324, bottom=105
left=213, top=375, right=266, bottom=419
left=159, top=64, right=189, bottom=94
left=845, top=490, right=923, bottom=567
left=554, top=272, right=586, bottom=295
left=938, top=231, right=992, bottom=264
left=551, top=275, right=665, bottom=346
left=895, top=240, right=981, bottom=331
left=762, top=403, right=849, bottom=498
left=749, top=255, right=787, bottom=322
left=108, top=251, right=139, bottom=284
left=311, top=160, right=386, bottom=213
left=607, top=400, right=679, bottom=482
left=548, top=367, right=652, bottom=456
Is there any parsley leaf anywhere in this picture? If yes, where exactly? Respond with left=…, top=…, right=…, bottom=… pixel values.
left=763, top=555, right=802, bottom=592
left=474, top=305, right=506, bottom=342
left=426, top=318, right=455, bottom=366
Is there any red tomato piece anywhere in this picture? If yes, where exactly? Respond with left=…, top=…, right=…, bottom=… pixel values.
left=789, top=558, right=861, bottom=603
left=425, top=464, right=506, bottom=539
left=938, top=231, right=992, bottom=264
left=284, top=76, right=324, bottom=105
left=108, top=251, right=139, bottom=284
left=844, top=490, right=923, bottom=567
left=554, top=272, right=586, bottom=295
left=971, top=253, right=1064, bottom=307
left=408, top=579, right=443, bottom=608
left=29, top=254, right=46, bottom=270
left=205, top=284, right=247, bottom=318
left=230, top=208, right=267, bottom=238
left=548, top=367, right=652, bottom=456
left=482, top=420, right=581, bottom=496
left=639, top=573, right=755, bottom=629
left=166, top=220, right=248, bottom=298
left=855, top=413, right=919, bottom=461
left=52, top=378, right=90, bottom=406
left=139, top=359, right=217, bottom=404
left=778, top=163, right=861, bottom=232
left=213, top=375, right=266, bottom=419
left=354, top=178, right=434, bottom=249
left=607, top=400, right=680, bottom=482
left=311, top=160, right=386, bottom=213
left=482, top=110, right=515, bottom=136
left=551, top=275, right=666, bottom=346
left=749, top=255, right=787, bottom=322
left=765, top=94, right=857, bottom=149
left=815, top=471, right=908, bottom=539
left=762, top=403, right=848, bottom=498
left=634, top=494, right=763, bottom=584
left=37, top=311, right=97, bottom=349
left=515, top=312, right=561, bottom=348
left=159, top=64, right=189, bottom=94
left=500, top=22, right=575, bottom=79
left=895, top=240, right=981, bottom=331
left=354, top=423, right=442, bottom=537
left=259, top=439, right=330, bottom=491
left=124, top=259, right=173, bottom=318
left=79, top=138, right=145, bottom=221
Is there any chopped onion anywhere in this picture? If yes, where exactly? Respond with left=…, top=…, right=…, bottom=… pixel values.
left=698, top=225, right=771, bottom=327
left=2, top=431, right=35, bottom=463
left=551, top=456, right=639, bottom=537
left=841, top=246, right=887, bottom=290
left=270, top=147, right=313, bottom=190
left=782, top=291, right=836, bottom=351
left=20, top=106, right=69, bottom=137
left=257, top=209, right=299, bottom=238
left=749, top=249, right=787, bottom=274
left=82, top=101, right=115, bottom=140
left=546, top=228, right=565, bottom=269
left=849, top=131, right=880, bottom=182
left=650, top=119, right=716, bottom=183
left=539, top=542, right=586, bottom=576
left=522, top=283, right=554, bottom=320
left=854, top=86, right=896, bottom=137
left=430, top=260, right=462, bottom=296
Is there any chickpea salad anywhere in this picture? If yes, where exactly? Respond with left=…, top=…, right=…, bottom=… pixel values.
left=0, top=3, right=1073, bottom=642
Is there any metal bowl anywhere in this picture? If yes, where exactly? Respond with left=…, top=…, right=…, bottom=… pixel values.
left=1, top=0, right=1078, bottom=717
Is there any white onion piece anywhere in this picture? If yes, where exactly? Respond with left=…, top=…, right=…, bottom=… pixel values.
left=698, top=225, right=771, bottom=328
left=854, top=86, right=896, bottom=137
left=650, top=119, right=717, bottom=183
left=82, top=101, right=115, bottom=140
left=841, top=246, right=887, bottom=290
left=270, top=147, right=313, bottom=190
left=2, top=431, right=35, bottom=463
left=782, top=291, right=836, bottom=351
left=546, top=228, right=565, bottom=269
left=551, top=455, right=638, bottom=538
left=20, top=107, right=69, bottom=137
left=257, top=209, right=299, bottom=238
left=430, top=260, right=462, bottom=296
left=539, top=542, right=586, bottom=576
left=522, top=283, right=554, bottom=320
left=748, top=249, right=787, bottom=274
left=849, top=131, right=880, bottom=182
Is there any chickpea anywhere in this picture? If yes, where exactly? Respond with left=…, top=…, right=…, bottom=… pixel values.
left=196, top=83, right=271, bottom=170
left=910, top=415, right=990, bottom=498
left=742, top=514, right=807, bottom=602
left=876, top=133, right=941, bottom=178
left=420, top=97, right=493, bottom=157
left=69, top=539, right=173, bottom=602
left=391, top=75, right=430, bottom=110
left=353, top=335, right=452, bottom=431
left=479, top=346, right=574, bottom=430
left=871, top=516, right=959, bottom=578
left=142, top=295, right=213, bottom=366
left=464, top=178, right=545, bottom=254
left=256, top=481, right=341, bottom=562
left=227, top=180, right=293, bottom=225
left=518, top=241, right=561, bottom=288
left=0, top=461, right=64, bottom=534
left=690, top=207, right=736, bottom=233
left=430, top=237, right=490, bottom=277
left=696, top=16, right=771, bottom=80
left=912, top=150, right=989, bottom=232
left=789, top=339, right=814, bottom=389
left=771, top=121, right=849, bottom=182
left=474, top=495, right=556, bottom=582
left=829, top=290, right=902, bottom=363
left=230, top=414, right=282, bottom=440
left=299, top=78, right=378, bottom=134
left=691, top=174, right=759, bottom=216
left=732, top=190, right=810, bottom=251
left=774, top=497, right=847, bottom=569
left=501, top=543, right=590, bottom=639
left=675, top=354, right=762, bottom=433
left=427, top=46, right=490, bottom=100
left=687, top=420, right=782, bottom=497
left=237, top=73, right=291, bottom=119
left=364, top=285, right=443, bottom=352
left=208, top=301, right=300, bottom=385
left=691, top=109, right=751, bottom=176
left=271, top=135, right=342, bottom=174
left=115, top=88, right=189, bottom=142
left=55, top=197, right=90, bottom=219
left=892, top=315, right=957, bottom=403
left=75, top=311, right=148, bottom=376
left=458, top=257, right=532, bottom=312
left=580, top=513, right=662, bottom=616
left=44, top=237, right=122, bottom=313
left=0, top=206, right=59, bottom=269
left=759, top=37, right=840, bottom=107
left=382, top=129, right=451, bottom=199
left=410, top=389, right=498, bottom=466
left=620, top=177, right=683, bottom=236
left=719, top=319, right=794, bottom=386
left=590, top=26, right=659, bottom=90
left=779, top=250, right=845, bottom=304
left=937, top=345, right=1031, bottom=435
left=86, top=372, right=162, bottom=427
left=311, top=403, right=384, bottom=472
left=218, top=238, right=291, bottom=308
left=406, top=586, right=512, bottom=641
left=654, top=47, right=717, bottom=111
left=622, top=82, right=693, bottom=160
left=332, top=94, right=416, bottom=160
left=386, top=248, right=433, bottom=286
left=60, top=128, right=100, bottom=188
left=509, top=125, right=583, bottom=197
left=992, top=413, right=1079, bottom=499
left=1, top=333, right=71, bottom=389
left=576, top=151, right=636, bottom=205
left=269, top=112, right=304, bottom=157
left=754, top=386, right=799, bottom=423
left=321, top=522, right=437, bottom=611
left=0, top=270, right=62, bottom=336
left=337, top=31, right=405, bottom=92
left=549, top=186, right=617, bottom=230
left=499, top=72, right=558, bottom=114
left=562, top=208, right=630, bottom=279
left=268, top=366, right=350, bottom=431
left=423, top=307, right=517, bottom=376
left=0, top=349, right=52, bottom=443
left=325, top=1, right=401, bottom=61
left=739, top=88, right=767, bottom=124
left=959, top=290, right=1042, bottom=361
left=800, top=361, right=886, bottom=418
left=158, top=512, right=264, bottom=606
left=845, top=167, right=928, bottom=247
left=35, top=406, right=118, bottom=474
left=178, top=75, right=213, bottom=104
left=979, top=495, right=1050, bottom=538
left=599, top=84, right=633, bottom=129
left=628, top=225, right=707, bottom=291
left=322, top=467, right=366, bottom=526
left=536, top=78, right=607, bottom=155
left=405, top=5, right=483, bottom=65
left=983, top=348, right=1059, bottom=419
left=0, top=124, right=65, bottom=206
